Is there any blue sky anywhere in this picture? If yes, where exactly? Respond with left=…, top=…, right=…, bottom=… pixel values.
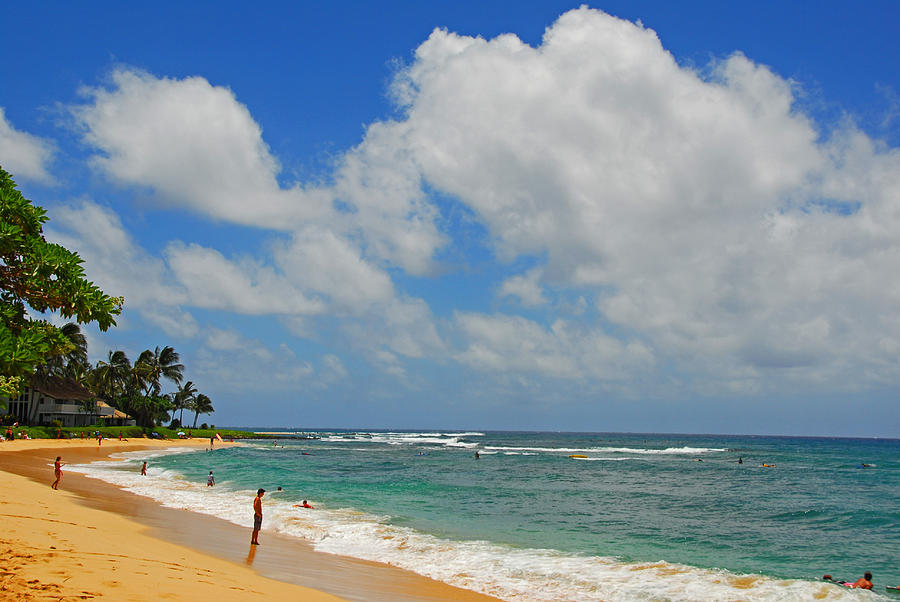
left=2, top=1, right=899, bottom=436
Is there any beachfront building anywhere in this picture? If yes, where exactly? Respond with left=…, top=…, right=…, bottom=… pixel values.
left=3, top=376, right=135, bottom=427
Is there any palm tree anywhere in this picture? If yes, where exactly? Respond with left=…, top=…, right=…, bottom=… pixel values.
left=36, top=322, right=89, bottom=377
left=60, top=356, right=92, bottom=385
left=172, top=380, right=197, bottom=425
left=58, top=322, right=89, bottom=370
left=191, top=393, right=214, bottom=428
left=135, top=346, right=184, bottom=397
left=91, top=350, right=132, bottom=400
left=77, top=398, right=98, bottom=425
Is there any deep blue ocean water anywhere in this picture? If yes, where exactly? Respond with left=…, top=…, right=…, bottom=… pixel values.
left=73, top=431, right=899, bottom=600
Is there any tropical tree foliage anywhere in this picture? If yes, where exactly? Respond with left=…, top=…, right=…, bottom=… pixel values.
left=77, top=397, right=98, bottom=423
left=0, top=166, right=122, bottom=399
left=135, top=345, right=184, bottom=396
left=91, top=350, right=132, bottom=401
left=75, top=345, right=210, bottom=429
left=172, top=380, right=197, bottom=425
left=35, top=322, right=89, bottom=378
left=191, top=393, right=214, bottom=428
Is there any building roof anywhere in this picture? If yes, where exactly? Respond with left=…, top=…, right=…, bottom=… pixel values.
left=29, top=376, right=133, bottom=421
left=30, top=375, right=95, bottom=401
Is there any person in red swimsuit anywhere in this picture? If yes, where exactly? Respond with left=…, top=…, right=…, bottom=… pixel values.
left=851, top=572, right=873, bottom=589
left=52, top=456, right=64, bottom=489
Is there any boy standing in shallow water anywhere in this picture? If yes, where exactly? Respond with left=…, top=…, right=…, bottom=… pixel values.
left=207, top=470, right=215, bottom=486
left=251, top=488, right=265, bottom=545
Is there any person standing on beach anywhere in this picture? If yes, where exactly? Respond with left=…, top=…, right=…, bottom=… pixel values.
left=251, top=488, right=265, bottom=545
left=207, top=470, right=215, bottom=486
left=52, top=456, right=64, bottom=489
left=141, top=461, right=147, bottom=476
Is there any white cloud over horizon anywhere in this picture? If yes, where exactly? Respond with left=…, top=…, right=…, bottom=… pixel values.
left=13, top=7, right=900, bottom=403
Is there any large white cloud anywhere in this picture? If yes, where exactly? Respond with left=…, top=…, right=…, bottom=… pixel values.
left=72, top=70, right=329, bottom=228
left=46, top=201, right=184, bottom=309
left=378, top=8, right=900, bottom=393
left=272, top=227, right=395, bottom=313
left=71, top=69, right=444, bottom=275
left=62, top=8, right=900, bottom=396
left=46, top=201, right=396, bottom=320
left=0, top=107, right=55, bottom=182
left=45, top=200, right=447, bottom=379
left=164, top=241, right=325, bottom=316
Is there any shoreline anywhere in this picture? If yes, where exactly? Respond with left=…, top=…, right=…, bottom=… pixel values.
left=0, top=438, right=498, bottom=601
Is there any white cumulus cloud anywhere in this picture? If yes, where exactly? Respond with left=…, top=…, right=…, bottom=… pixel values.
left=454, top=312, right=653, bottom=381
left=499, top=268, right=547, bottom=307
left=378, top=7, right=900, bottom=393
left=60, top=8, right=900, bottom=396
left=72, top=69, right=330, bottom=228
left=0, top=107, right=55, bottom=182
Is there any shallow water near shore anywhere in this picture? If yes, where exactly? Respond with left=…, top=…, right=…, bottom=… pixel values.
left=69, top=431, right=899, bottom=600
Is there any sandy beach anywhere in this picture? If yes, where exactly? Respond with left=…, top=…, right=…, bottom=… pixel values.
left=0, top=438, right=498, bottom=601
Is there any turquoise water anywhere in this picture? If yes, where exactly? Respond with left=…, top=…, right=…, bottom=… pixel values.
left=75, top=431, right=899, bottom=600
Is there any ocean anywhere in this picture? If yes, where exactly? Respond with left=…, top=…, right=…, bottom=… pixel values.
left=69, top=431, right=899, bottom=600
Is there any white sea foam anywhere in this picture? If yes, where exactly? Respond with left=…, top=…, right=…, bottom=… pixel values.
left=484, top=445, right=728, bottom=455
left=321, top=432, right=481, bottom=449
left=573, top=457, right=637, bottom=461
left=67, top=453, right=863, bottom=602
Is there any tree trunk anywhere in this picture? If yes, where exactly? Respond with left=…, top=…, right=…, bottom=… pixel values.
left=192, top=411, right=199, bottom=429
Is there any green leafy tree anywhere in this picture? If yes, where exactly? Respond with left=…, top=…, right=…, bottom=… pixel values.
left=0, top=167, right=122, bottom=399
left=128, top=393, right=172, bottom=429
left=191, top=393, right=214, bottom=429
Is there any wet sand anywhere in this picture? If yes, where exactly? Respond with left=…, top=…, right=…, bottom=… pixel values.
left=0, top=438, right=498, bottom=601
